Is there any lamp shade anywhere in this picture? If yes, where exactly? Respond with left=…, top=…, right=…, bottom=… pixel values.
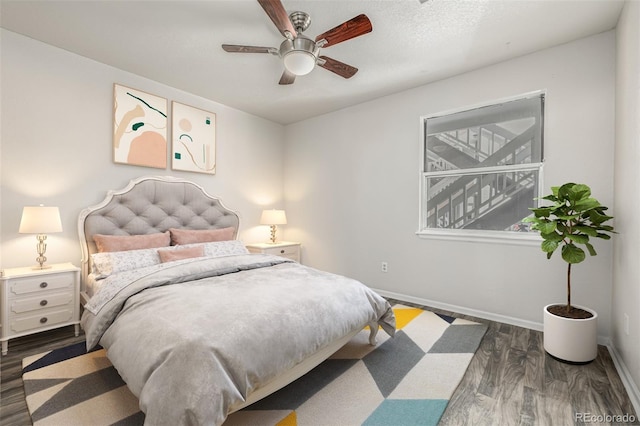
left=19, top=206, right=63, bottom=234
left=260, top=209, right=287, bottom=226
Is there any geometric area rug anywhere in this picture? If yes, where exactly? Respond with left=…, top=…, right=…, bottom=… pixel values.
left=22, top=304, right=487, bottom=426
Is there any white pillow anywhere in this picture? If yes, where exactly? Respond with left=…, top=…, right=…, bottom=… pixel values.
left=200, top=240, right=249, bottom=257
left=91, top=247, right=161, bottom=276
left=167, top=239, right=249, bottom=258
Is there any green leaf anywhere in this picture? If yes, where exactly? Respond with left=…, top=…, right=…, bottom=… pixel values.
left=574, top=225, right=598, bottom=236
left=585, top=242, right=597, bottom=256
left=558, top=183, right=576, bottom=200
left=540, top=231, right=564, bottom=242
left=589, top=211, right=614, bottom=224
left=595, top=233, right=611, bottom=240
left=568, top=234, right=589, bottom=244
left=530, top=207, right=552, bottom=218
left=541, top=239, right=559, bottom=254
left=537, top=221, right=557, bottom=234
left=556, top=214, right=580, bottom=221
left=571, top=183, right=591, bottom=199
left=561, top=244, right=586, bottom=264
left=574, top=197, right=601, bottom=211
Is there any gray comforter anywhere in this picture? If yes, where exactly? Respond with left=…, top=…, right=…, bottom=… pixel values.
left=81, top=254, right=395, bottom=426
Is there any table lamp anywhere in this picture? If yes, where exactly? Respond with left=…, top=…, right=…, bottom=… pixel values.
left=19, top=205, right=63, bottom=269
left=260, top=209, right=287, bottom=243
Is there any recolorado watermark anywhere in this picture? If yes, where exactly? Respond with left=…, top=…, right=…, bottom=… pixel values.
left=575, top=412, right=637, bottom=424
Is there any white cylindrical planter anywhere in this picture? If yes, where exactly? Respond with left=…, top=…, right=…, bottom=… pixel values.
left=543, top=304, right=598, bottom=363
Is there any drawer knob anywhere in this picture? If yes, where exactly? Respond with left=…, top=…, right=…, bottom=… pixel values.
left=40, top=282, right=48, bottom=289
left=40, top=317, right=48, bottom=324
left=40, top=300, right=48, bottom=306
left=280, top=249, right=285, bottom=254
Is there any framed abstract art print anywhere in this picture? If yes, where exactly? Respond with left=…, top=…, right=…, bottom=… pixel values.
left=113, top=84, right=168, bottom=169
left=171, top=101, right=216, bottom=175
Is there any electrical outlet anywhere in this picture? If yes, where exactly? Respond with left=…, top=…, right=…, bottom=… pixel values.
left=624, top=313, right=630, bottom=336
left=381, top=262, right=388, bottom=273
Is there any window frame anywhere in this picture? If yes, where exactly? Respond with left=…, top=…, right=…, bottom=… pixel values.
left=417, top=91, right=545, bottom=245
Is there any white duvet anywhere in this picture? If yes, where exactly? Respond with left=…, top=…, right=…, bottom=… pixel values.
left=81, top=254, right=395, bottom=425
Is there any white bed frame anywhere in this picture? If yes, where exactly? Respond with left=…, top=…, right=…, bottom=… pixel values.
left=77, top=175, right=379, bottom=415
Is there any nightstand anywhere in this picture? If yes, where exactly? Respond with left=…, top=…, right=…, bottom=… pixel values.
left=246, top=242, right=301, bottom=263
left=0, top=263, right=80, bottom=355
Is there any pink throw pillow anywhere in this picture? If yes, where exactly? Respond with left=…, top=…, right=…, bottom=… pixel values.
left=169, top=227, right=235, bottom=245
left=94, top=232, right=170, bottom=253
left=158, top=245, right=205, bottom=263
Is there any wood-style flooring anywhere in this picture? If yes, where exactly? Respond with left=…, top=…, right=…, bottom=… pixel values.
left=1, top=301, right=638, bottom=426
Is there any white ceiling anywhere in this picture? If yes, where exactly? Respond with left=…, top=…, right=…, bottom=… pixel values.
left=0, top=0, right=625, bottom=125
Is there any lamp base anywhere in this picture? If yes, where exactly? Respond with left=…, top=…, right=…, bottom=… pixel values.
left=269, top=225, right=278, bottom=244
left=31, top=264, right=52, bottom=270
left=34, top=235, right=50, bottom=270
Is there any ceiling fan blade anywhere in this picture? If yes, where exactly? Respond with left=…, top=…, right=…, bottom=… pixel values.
left=279, top=69, right=296, bottom=85
left=318, top=56, right=358, bottom=79
left=222, top=44, right=275, bottom=53
left=257, top=0, right=297, bottom=39
left=315, top=14, right=372, bottom=48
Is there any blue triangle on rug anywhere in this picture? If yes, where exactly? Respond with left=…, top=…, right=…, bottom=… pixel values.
left=363, top=399, right=449, bottom=426
left=435, top=312, right=456, bottom=324
left=22, top=341, right=98, bottom=373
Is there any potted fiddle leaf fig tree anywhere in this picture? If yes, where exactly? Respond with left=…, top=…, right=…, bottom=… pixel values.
left=523, top=182, right=615, bottom=363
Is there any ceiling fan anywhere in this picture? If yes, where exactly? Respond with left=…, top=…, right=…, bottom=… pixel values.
left=222, top=0, right=372, bottom=85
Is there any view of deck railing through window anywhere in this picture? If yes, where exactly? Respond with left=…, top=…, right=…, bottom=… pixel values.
left=419, top=93, right=545, bottom=236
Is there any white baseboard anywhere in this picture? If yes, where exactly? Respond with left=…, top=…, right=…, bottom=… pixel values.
left=375, top=290, right=609, bottom=346
left=376, top=288, right=640, bottom=417
left=374, top=289, right=542, bottom=330
left=607, top=343, right=640, bottom=416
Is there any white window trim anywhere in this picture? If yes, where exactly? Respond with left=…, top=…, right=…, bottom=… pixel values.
left=423, top=162, right=543, bottom=179
left=417, top=91, right=545, bottom=244
left=416, top=228, right=542, bottom=246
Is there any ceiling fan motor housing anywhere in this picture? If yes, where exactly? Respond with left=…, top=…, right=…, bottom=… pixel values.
left=288, top=11, right=311, bottom=33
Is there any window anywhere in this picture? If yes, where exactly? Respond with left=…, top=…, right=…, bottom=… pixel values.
left=418, top=93, right=544, bottom=241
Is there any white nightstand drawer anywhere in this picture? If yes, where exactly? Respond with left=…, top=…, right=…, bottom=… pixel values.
left=264, top=245, right=298, bottom=257
left=246, top=242, right=301, bottom=263
left=9, top=273, right=74, bottom=297
left=10, top=308, right=74, bottom=333
left=10, top=291, right=74, bottom=315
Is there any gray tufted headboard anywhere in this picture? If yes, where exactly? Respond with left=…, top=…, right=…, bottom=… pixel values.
left=78, top=176, right=240, bottom=296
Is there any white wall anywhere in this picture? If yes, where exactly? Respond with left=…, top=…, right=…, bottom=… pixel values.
left=613, top=0, right=640, bottom=405
left=284, top=31, right=616, bottom=337
left=0, top=29, right=285, bottom=269
left=1, top=10, right=636, bottom=409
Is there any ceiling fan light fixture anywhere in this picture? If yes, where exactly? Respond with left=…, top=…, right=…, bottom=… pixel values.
left=222, top=2, right=372, bottom=84
left=280, top=36, right=317, bottom=76
left=283, top=50, right=316, bottom=75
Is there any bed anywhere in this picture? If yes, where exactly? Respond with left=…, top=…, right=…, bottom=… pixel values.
left=78, top=176, right=395, bottom=425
